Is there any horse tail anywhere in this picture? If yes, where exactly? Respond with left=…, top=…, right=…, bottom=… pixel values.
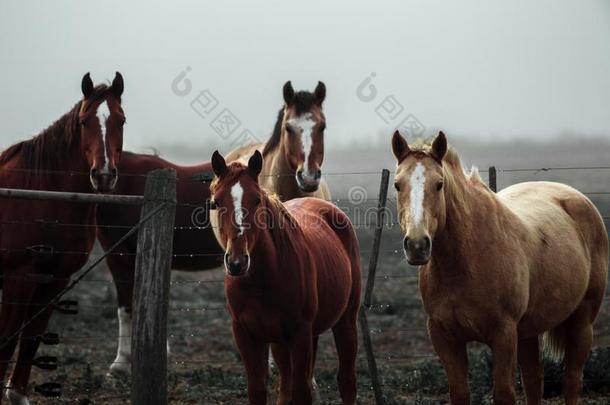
left=543, top=324, right=567, bottom=361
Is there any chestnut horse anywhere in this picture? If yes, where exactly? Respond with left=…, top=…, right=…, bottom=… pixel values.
left=0, top=72, right=125, bottom=404
left=96, top=81, right=331, bottom=373
left=209, top=150, right=360, bottom=405
left=392, top=131, right=608, bottom=405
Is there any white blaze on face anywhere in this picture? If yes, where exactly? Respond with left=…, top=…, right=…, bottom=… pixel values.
left=409, top=162, right=426, bottom=226
left=231, top=182, right=245, bottom=237
left=96, top=100, right=111, bottom=171
left=288, top=113, right=316, bottom=176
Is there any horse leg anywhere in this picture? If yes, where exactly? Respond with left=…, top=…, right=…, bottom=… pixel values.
left=8, top=281, right=66, bottom=405
left=270, top=343, right=291, bottom=405
left=106, top=254, right=135, bottom=375
left=311, top=335, right=321, bottom=404
left=428, top=321, right=469, bottom=405
left=232, top=321, right=268, bottom=405
left=490, top=323, right=518, bottom=405
left=289, top=322, right=313, bottom=405
left=517, top=336, right=543, bottom=405
left=0, top=274, right=37, bottom=404
left=562, top=311, right=594, bottom=405
left=331, top=315, right=358, bottom=405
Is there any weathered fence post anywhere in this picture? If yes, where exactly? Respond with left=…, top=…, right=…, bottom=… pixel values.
left=131, top=169, right=177, bottom=405
left=489, top=166, right=497, bottom=192
left=358, top=168, right=390, bottom=405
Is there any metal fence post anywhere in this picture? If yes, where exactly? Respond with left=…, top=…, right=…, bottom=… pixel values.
left=489, top=166, right=497, bottom=192
left=358, top=168, right=390, bottom=405
left=131, top=169, right=177, bottom=405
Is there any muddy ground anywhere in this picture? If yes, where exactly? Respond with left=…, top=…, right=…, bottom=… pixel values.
left=19, top=139, right=610, bottom=403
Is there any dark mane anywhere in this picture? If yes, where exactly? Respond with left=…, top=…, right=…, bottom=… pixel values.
left=0, top=85, right=110, bottom=171
left=262, top=108, right=284, bottom=157
left=262, top=91, right=317, bottom=157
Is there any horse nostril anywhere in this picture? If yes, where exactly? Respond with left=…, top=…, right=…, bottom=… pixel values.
left=423, top=236, right=431, bottom=251
left=90, top=168, right=99, bottom=178
left=110, top=168, right=118, bottom=177
left=314, top=169, right=322, bottom=180
left=296, top=169, right=304, bottom=181
left=403, top=237, right=410, bottom=250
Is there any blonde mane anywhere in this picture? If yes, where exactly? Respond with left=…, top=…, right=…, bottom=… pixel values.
left=407, top=138, right=485, bottom=186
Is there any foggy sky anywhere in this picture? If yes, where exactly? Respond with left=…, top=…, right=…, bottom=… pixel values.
left=1, top=0, right=609, bottom=155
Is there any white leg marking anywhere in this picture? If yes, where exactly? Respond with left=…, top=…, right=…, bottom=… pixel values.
left=109, top=307, right=131, bottom=374
left=230, top=182, right=245, bottom=236
left=287, top=113, right=316, bottom=176
left=409, top=162, right=426, bottom=226
left=4, top=388, right=30, bottom=405
left=96, top=100, right=111, bottom=172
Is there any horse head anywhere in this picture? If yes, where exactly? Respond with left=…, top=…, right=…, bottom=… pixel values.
left=392, top=130, right=448, bottom=265
left=210, top=150, right=266, bottom=276
left=78, top=72, right=125, bottom=192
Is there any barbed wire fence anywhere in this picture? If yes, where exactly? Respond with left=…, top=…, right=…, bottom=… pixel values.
left=0, top=165, right=609, bottom=403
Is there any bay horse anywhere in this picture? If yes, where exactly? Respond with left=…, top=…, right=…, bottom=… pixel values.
left=96, top=81, right=331, bottom=374
left=209, top=150, right=360, bottom=405
left=391, top=131, right=608, bottom=405
left=0, top=72, right=126, bottom=404
left=226, top=81, right=330, bottom=201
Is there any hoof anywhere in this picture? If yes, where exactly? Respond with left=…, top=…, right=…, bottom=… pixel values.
left=107, top=360, right=130, bottom=377
left=5, top=388, right=30, bottom=405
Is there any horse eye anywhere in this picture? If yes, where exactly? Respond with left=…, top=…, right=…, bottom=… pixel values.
left=79, top=119, right=86, bottom=126
left=285, top=125, right=294, bottom=135
left=255, top=197, right=261, bottom=205
left=436, top=181, right=444, bottom=191
left=394, top=182, right=400, bottom=191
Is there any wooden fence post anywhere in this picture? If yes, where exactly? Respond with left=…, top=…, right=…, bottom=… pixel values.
left=131, top=169, right=177, bottom=405
left=358, top=168, right=390, bottom=405
left=489, top=166, right=497, bottom=192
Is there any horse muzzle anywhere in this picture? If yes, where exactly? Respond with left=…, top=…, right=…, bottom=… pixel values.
left=296, top=168, right=322, bottom=193
left=90, top=168, right=118, bottom=192
left=224, top=252, right=250, bottom=277
left=403, top=235, right=432, bottom=266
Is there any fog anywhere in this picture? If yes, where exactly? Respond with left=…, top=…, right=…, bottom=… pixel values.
left=1, top=0, right=609, bottom=159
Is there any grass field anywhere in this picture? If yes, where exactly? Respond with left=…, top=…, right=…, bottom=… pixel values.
left=22, top=137, right=610, bottom=403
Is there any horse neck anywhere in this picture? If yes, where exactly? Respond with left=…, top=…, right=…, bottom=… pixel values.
left=264, top=139, right=303, bottom=201
left=430, top=166, right=496, bottom=273
left=249, top=196, right=303, bottom=278
left=22, top=105, right=90, bottom=190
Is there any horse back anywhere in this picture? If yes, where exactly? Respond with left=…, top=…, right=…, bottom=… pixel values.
left=96, top=151, right=223, bottom=270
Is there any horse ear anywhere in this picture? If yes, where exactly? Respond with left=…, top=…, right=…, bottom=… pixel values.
left=81, top=72, right=94, bottom=99
left=248, top=150, right=263, bottom=178
left=111, top=72, right=124, bottom=98
left=314, top=81, right=326, bottom=105
left=392, top=130, right=410, bottom=162
left=283, top=81, right=295, bottom=106
left=211, top=150, right=228, bottom=177
left=432, top=131, right=448, bottom=161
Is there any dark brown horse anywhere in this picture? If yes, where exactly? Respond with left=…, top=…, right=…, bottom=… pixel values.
left=0, top=73, right=125, bottom=404
left=96, top=82, right=329, bottom=374
left=209, top=150, right=360, bottom=405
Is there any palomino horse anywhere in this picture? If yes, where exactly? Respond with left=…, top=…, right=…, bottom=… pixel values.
left=209, top=150, right=360, bottom=405
left=226, top=81, right=330, bottom=201
left=391, top=131, right=608, bottom=405
left=96, top=81, right=331, bottom=373
left=0, top=72, right=125, bottom=404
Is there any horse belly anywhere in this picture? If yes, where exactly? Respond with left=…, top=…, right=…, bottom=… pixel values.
left=312, top=251, right=353, bottom=335
left=517, top=227, right=591, bottom=337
